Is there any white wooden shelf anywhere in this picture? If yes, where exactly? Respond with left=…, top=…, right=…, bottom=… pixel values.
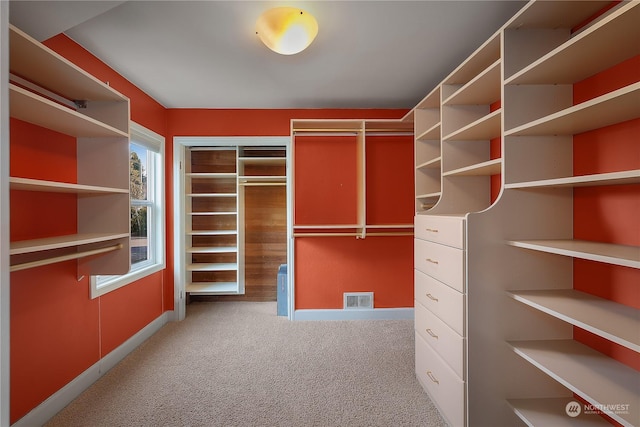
left=443, top=109, right=501, bottom=141
left=508, top=240, right=640, bottom=269
left=10, top=177, right=128, bottom=194
left=189, top=211, right=237, bottom=216
left=187, top=173, right=237, bottom=178
left=505, top=2, right=640, bottom=85
left=238, top=157, right=286, bottom=165
left=9, top=24, right=126, bottom=102
left=505, top=82, right=640, bottom=137
left=294, top=224, right=362, bottom=230
left=508, top=289, right=640, bottom=352
left=186, top=193, right=237, bottom=198
left=443, top=158, right=501, bottom=177
left=416, top=122, right=441, bottom=141
left=506, top=170, right=640, bottom=189
left=417, top=157, right=441, bottom=170
left=443, top=59, right=501, bottom=106
left=10, top=84, right=128, bottom=138
left=415, top=86, right=441, bottom=109
left=507, top=398, right=611, bottom=426
left=416, top=192, right=441, bottom=200
left=509, top=340, right=640, bottom=427
left=186, top=246, right=237, bottom=254
left=186, top=282, right=239, bottom=294
left=238, top=175, right=286, bottom=183
left=444, top=34, right=500, bottom=85
left=186, top=263, right=238, bottom=272
left=10, top=232, right=129, bottom=255
left=188, top=230, right=237, bottom=236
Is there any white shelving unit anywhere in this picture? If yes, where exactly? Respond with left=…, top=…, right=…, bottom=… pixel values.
left=185, top=147, right=241, bottom=295
left=8, top=24, right=130, bottom=275
left=410, top=1, right=640, bottom=426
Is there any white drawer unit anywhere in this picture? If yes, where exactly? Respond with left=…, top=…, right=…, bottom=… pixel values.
left=415, top=214, right=465, bottom=249
left=416, top=332, right=465, bottom=427
left=414, top=238, right=465, bottom=293
left=415, top=301, right=465, bottom=379
left=415, top=270, right=464, bottom=335
left=414, top=214, right=466, bottom=425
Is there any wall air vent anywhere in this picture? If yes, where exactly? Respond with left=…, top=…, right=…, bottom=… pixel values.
left=344, top=292, right=374, bottom=310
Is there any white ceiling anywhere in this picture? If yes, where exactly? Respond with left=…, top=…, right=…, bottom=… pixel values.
left=9, top=0, right=526, bottom=109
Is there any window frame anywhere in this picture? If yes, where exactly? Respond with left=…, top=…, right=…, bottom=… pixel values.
left=90, top=122, right=165, bottom=298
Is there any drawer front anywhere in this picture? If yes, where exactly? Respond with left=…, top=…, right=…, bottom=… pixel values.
left=414, top=239, right=465, bottom=292
left=415, top=332, right=465, bottom=427
left=415, top=215, right=465, bottom=249
left=415, top=269, right=464, bottom=335
left=415, top=301, right=464, bottom=379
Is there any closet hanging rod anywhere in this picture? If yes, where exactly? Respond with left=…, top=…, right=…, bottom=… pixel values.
left=293, top=232, right=414, bottom=238
left=239, top=182, right=286, bottom=187
left=292, top=128, right=364, bottom=133
left=10, top=243, right=123, bottom=272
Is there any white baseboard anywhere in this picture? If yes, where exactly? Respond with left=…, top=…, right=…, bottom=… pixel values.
left=12, top=311, right=172, bottom=427
left=293, top=307, right=414, bottom=321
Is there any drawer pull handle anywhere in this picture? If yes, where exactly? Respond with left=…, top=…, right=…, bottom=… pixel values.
left=426, top=228, right=439, bottom=233
left=426, top=328, right=438, bottom=339
left=426, top=293, right=439, bottom=302
left=426, top=258, right=439, bottom=265
left=427, top=370, right=440, bottom=384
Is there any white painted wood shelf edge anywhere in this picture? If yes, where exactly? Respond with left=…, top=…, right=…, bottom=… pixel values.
left=508, top=339, right=640, bottom=427
left=508, top=289, right=640, bottom=352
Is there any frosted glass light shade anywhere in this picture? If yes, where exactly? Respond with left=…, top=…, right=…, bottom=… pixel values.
left=256, top=7, right=318, bottom=55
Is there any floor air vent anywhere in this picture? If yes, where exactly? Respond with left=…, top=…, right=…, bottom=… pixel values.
left=344, top=292, right=374, bottom=309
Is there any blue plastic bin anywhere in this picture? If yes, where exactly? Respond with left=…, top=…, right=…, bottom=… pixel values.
left=277, top=264, right=288, bottom=316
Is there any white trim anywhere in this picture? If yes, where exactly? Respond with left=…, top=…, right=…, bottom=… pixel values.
left=173, top=136, right=290, bottom=321
left=11, top=312, right=171, bottom=427
left=0, top=4, right=10, bottom=425
left=293, top=308, right=414, bottom=321
left=90, top=122, right=166, bottom=298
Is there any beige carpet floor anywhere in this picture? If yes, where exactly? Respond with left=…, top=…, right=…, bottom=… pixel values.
left=46, top=302, right=446, bottom=427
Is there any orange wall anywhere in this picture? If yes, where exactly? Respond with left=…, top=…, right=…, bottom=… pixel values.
left=572, top=56, right=640, bottom=375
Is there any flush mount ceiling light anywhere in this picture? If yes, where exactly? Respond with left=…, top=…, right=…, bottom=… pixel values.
left=256, top=7, right=318, bottom=55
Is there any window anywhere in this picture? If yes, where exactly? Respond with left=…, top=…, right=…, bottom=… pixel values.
left=91, top=123, right=165, bottom=298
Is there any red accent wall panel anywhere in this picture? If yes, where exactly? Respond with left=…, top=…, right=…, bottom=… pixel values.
left=294, top=236, right=414, bottom=309
left=365, top=135, right=414, bottom=225
left=294, top=135, right=359, bottom=225
left=10, top=261, right=100, bottom=423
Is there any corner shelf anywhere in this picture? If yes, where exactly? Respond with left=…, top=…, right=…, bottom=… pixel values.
left=443, top=158, right=501, bottom=177
left=443, top=59, right=501, bottom=106
left=508, top=289, right=640, bottom=351
left=416, top=157, right=441, bottom=170
left=443, top=109, right=501, bottom=141
left=416, top=122, right=441, bottom=141
left=509, top=340, right=639, bottom=427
